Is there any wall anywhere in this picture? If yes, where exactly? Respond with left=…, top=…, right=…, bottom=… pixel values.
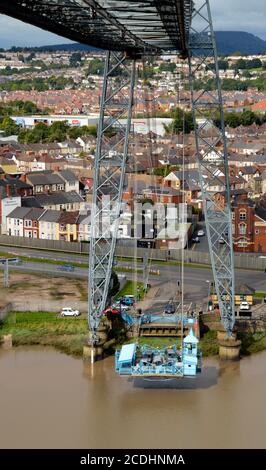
left=0, top=234, right=265, bottom=271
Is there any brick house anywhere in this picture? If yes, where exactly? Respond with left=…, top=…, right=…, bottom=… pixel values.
left=232, top=193, right=266, bottom=253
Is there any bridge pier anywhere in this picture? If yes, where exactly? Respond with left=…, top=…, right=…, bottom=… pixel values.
left=83, top=325, right=109, bottom=362
left=217, top=328, right=241, bottom=360
left=83, top=343, right=104, bottom=363
left=218, top=338, right=241, bottom=360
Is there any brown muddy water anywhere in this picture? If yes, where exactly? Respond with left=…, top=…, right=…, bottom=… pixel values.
left=0, top=346, right=265, bottom=449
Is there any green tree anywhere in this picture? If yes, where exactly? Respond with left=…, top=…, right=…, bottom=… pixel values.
left=86, top=58, right=105, bottom=75
left=164, top=108, right=194, bottom=134
left=69, top=52, right=82, bottom=67
left=224, top=113, right=242, bottom=128
left=0, top=116, right=20, bottom=136
left=240, top=110, right=257, bottom=126
left=235, top=59, right=247, bottom=70
left=158, top=62, right=176, bottom=73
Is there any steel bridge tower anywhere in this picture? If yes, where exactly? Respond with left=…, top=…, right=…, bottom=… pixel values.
left=0, top=0, right=235, bottom=344
left=188, top=1, right=235, bottom=336
left=88, top=0, right=235, bottom=343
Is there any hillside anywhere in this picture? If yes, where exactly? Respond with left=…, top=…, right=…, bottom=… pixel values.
left=2, top=31, right=266, bottom=55
left=216, top=31, right=266, bottom=55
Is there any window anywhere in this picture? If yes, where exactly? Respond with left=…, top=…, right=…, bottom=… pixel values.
left=239, top=210, right=246, bottom=221
left=255, top=229, right=259, bottom=235
left=239, top=223, right=247, bottom=235
left=232, top=212, right=235, bottom=220
left=238, top=238, right=248, bottom=248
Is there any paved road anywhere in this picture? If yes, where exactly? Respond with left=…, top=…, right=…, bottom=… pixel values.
left=0, top=255, right=265, bottom=307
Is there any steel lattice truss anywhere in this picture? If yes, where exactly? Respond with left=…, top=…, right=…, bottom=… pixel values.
left=88, top=52, right=135, bottom=339
left=0, top=0, right=236, bottom=338
left=0, top=0, right=192, bottom=56
left=188, top=0, right=235, bottom=335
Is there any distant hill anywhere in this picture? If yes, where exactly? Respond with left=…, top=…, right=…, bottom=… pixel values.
left=1, top=43, right=100, bottom=52
left=2, top=31, right=266, bottom=55
left=216, top=31, right=266, bottom=55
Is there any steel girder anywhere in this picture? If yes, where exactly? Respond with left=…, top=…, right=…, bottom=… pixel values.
left=188, top=0, right=235, bottom=336
left=88, top=51, right=135, bottom=340
left=0, top=0, right=192, bottom=55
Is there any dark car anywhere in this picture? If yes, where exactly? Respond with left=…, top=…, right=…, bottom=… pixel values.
left=58, top=264, right=75, bottom=272
left=164, top=303, right=176, bottom=314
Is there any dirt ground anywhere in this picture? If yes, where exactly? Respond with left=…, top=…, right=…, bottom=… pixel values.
left=0, top=272, right=87, bottom=309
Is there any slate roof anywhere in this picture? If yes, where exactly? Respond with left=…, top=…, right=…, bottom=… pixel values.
left=255, top=207, right=266, bottom=222
left=7, top=207, right=31, bottom=219
left=21, top=196, right=42, bottom=208
left=34, top=191, right=83, bottom=206
left=58, top=170, right=77, bottom=182
left=39, top=210, right=62, bottom=223
left=23, top=208, right=46, bottom=220
left=0, top=177, right=32, bottom=190
left=27, top=172, right=64, bottom=185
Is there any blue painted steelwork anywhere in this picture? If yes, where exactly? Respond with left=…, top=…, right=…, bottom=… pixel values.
left=115, top=328, right=202, bottom=378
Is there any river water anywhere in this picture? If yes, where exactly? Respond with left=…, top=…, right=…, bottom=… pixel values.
left=0, top=346, right=265, bottom=449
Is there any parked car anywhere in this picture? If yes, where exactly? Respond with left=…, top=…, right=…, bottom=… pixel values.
left=103, top=306, right=120, bottom=315
left=197, top=230, right=205, bottom=237
left=111, top=301, right=130, bottom=311
left=239, top=301, right=250, bottom=311
left=57, top=264, right=75, bottom=272
left=121, top=296, right=135, bottom=306
left=192, top=236, right=200, bottom=243
left=60, top=307, right=80, bottom=317
left=164, top=303, right=176, bottom=314
left=8, top=258, right=22, bottom=265
left=218, top=238, right=226, bottom=244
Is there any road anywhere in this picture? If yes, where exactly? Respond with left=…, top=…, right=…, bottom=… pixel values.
left=0, top=244, right=265, bottom=309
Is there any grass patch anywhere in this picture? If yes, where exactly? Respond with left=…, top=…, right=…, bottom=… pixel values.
left=254, top=291, right=266, bottom=299
left=239, top=331, right=266, bottom=355
left=76, top=282, right=87, bottom=301
left=199, top=330, right=219, bottom=356
left=13, top=333, right=86, bottom=357
left=124, top=336, right=182, bottom=349
left=116, top=280, right=145, bottom=300
left=0, top=311, right=89, bottom=357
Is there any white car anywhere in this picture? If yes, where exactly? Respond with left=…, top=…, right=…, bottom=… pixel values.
left=197, top=230, right=205, bottom=237
left=239, top=302, right=250, bottom=311
left=111, top=302, right=130, bottom=311
left=60, top=307, right=80, bottom=317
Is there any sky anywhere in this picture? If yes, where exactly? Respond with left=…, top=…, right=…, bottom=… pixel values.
left=0, top=0, right=265, bottom=48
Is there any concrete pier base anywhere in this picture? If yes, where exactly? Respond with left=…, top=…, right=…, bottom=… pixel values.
left=83, top=344, right=104, bottom=362
left=2, top=334, right=12, bottom=349
left=219, top=339, right=241, bottom=360
left=217, top=328, right=237, bottom=342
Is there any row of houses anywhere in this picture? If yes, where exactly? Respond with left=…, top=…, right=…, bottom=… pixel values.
left=6, top=207, right=90, bottom=242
